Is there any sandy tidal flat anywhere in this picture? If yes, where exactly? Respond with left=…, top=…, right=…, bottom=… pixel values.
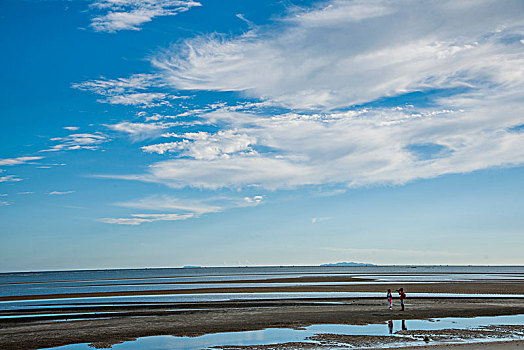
left=1, top=267, right=524, bottom=349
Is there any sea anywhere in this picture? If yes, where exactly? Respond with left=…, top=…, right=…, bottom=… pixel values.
left=1, top=265, right=524, bottom=314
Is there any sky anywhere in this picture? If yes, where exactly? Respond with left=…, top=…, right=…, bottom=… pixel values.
left=1, top=0, right=523, bottom=272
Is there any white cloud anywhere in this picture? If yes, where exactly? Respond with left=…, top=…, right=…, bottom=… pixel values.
left=44, top=132, right=108, bottom=152
left=115, top=195, right=222, bottom=214
left=90, top=0, right=202, bottom=33
left=100, top=195, right=217, bottom=225
left=103, top=102, right=524, bottom=190
left=153, top=0, right=524, bottom=110
left=63, top=126, right=79, bottom=131
left=288, top=0, right=393, bottom=25
left=72, top=74, right=180, bottom=107
left=0, top=157, right=43, bottom=166
left=131, top=154, right=314, bottom=189
left=0, top=201, right=10, bottom=206
left=48, top=191, right=75, bottom=195
left=0, top=175, right=22, bottom=183
left=312, top=217, right=333, bottom=224
left=99, top=213, right=195, bottom=225
left=36, top=163, right=66, bottom=169
left=104, top=92, right=171, bottom=107
left=72, top=74, right=160, bottom=95
left=96, top=0, right=524, bottom=192
left=244, top=195, right=263, bottom=205
left=140, top=142, right=179, bottom=155
left=235, top=13, right=255, bottom=29
left=142, top=130, right=256, bottom=158
left=101, top=194, right=263, bottom=225
left=105, top=122, right=175, bottom=140
left=99, top=217, right=151, bottom=225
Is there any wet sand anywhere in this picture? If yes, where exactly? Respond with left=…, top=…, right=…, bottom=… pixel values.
left=414, top=340, right=524, bottom=349
left=214, top=338, right=524, bottom=350
left=2, top=280, right=524, bottom=302
left=1, top=279, right=524, bottom=349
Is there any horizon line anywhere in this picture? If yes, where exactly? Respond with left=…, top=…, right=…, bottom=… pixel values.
left=2, top=263, right=524, bottom=274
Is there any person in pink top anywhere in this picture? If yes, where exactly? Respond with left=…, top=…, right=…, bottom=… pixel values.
left=386, top=289, right=393, bottom=310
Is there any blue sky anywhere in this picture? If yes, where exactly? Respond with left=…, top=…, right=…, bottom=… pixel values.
left=1, top=0, right=523, bottom=272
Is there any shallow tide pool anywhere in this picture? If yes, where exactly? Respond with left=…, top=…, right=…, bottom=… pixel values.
left=45, top=314, right=524, bottom=350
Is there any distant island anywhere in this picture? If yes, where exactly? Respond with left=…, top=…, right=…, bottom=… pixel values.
left=321, top=262, right=375, bottom=267
left=182, top=265, right=202, bottom=268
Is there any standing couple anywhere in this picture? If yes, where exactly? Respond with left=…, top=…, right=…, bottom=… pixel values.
left=387, top=288, right=406, bottom=310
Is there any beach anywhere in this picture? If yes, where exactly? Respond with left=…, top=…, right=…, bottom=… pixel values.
left=1, top=267, right=524, bottom=349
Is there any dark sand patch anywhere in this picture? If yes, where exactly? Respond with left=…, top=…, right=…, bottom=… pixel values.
left=2, top=281, right=524, bottom=302
left=2, top=297, right=524, bottom=349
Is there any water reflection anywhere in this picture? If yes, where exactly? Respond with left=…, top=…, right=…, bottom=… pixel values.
left=387, top=320, right=407, bottom=333
left=46, top=314, right=524, bottom=350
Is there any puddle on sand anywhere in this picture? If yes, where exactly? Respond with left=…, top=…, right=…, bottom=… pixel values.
left=4, top=292, right=524, bottom=313
left=45, top=314, right=524, bottom=350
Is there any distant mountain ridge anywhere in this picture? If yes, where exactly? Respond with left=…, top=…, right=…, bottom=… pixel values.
left=321, top=262, right=375, bottom=267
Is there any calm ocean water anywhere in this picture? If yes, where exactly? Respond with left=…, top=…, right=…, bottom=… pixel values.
left=3, top=265, right=524, bottom=283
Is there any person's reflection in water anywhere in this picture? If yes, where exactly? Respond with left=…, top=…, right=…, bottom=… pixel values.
left=388, top=320, right=393, bottom=334
left=402, top=319, right=408, bottom=331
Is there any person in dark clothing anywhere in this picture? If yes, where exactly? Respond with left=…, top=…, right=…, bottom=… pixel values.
left=396, top=288, right=406, bottom=311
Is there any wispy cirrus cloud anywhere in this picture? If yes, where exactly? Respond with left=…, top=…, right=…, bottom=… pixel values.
left=91, top=0, right=523, bottom=191
left=114, top=194, right=223, bottom=214
left=153, top=0, right=524, bottom=110
left=101, top=194, right=264, bottom=225
left=0, top=174, right=22, bottom=183
left=105, top=122, right=174, bottom=141
left=104, top=92, right=172, bottom=107
left=89, top=0, right=202, bottom=33
left=88, top=0, right=524, bottom=195
left=0, top=169, right=22, bottom=183
left=312, top=217, right=333, bottom=224
left=44, top=133, right=108, bottom=152
left=72, top=74, right=160, bottom=95
left=48, top=191, right=75, bottom=195
left=100, top=213, right=195, bottom=225
left=72, top=74, right=183, bottom=107
left=103, top=99, right=524, bottom=190
left=0, top=157, right=43, bottom=166
left=100, top=195, right=219, bottom=225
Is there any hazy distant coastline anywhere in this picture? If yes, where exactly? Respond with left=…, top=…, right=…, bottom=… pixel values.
left=320, top=262, right=376, bottom=267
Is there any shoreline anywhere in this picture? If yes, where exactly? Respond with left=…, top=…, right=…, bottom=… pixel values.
left=411, top=340, right=524, bottom=349
left=2, top=280, right=524, bottom=302
left=2, top=274, right=524, bottom=349
left=396, top=340, right=524, bottom=349
left=2, top=297, right=524, bottom=349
